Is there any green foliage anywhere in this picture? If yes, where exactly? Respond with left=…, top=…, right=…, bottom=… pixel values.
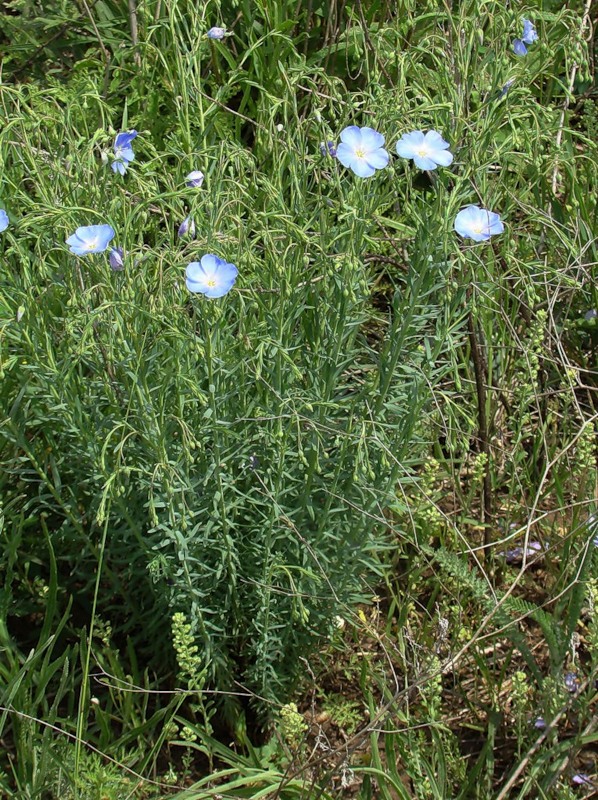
left=0, top=0, right=596, bottom=797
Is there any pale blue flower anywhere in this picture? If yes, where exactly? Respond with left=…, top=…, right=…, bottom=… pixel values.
left=396, top=130, right=454, bottom=170
left=0, top=209, right=8, bottom=232
left=513, top=19, right=538, bottom=56
left=112, top=130, right=138, bottom=174
left=185, top=170, right=204, bottom=188
left=109, top=247, right=124, bottom=270
left=178, top=216, right=196, bottom=238
left=66, top=224, right=115, bottom=255
left=207, top=26, right=226, bottom=39
left=186, top=254, right=238, bottom=298
left=522, top=19, right=539, bottom=45
left=454, top=205, right=504, bottom=242
left=336, top=126, right=389, bottom=178
left=513, top=39, right=528, bottom=57
left=584, top=309, right=597, bottom=321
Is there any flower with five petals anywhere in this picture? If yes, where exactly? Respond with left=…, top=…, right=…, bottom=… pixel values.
left=454, top=206, right=504, bottom=242
left=336, top=126, right=389, bottom=178
left=396, top=130, right=454, bottom=170
left=186, top=254, right=238, bottom=298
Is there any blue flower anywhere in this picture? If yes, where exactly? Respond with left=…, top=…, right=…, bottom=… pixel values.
left=178, top=216, right=196, bottom=238
left=0, top=209, right=8, bottom=232
left=454, top=205, right=504, bottom=242
left=112, top=130, right=138, bottom=174
left=336, top=126, right=389, bottom=178
left=207, top=26, right=226, bottom=39
left=66, top=224, right=115, bottom=255
left=584, top=309, right=597, bottom=321
left=109, top=247, right=124, bottom=270
left=522, top=19, right=539, bottom=45
left=513, top=39, right=528, bottom=56
left=396, top=130, right=454, bottom=170
left=513, top=19, right=538, bottom=56
left=186, top=254, right=238, bottom=298
left=185, top=170, right=204, bottom=188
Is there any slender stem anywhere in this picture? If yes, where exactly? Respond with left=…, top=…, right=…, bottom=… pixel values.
left=467, top=300, right=492, bottom=539
left=74, top=508, right=110, bottom=786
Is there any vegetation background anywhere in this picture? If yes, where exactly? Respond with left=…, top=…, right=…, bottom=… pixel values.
left=0, top=0, right=596, bottom=798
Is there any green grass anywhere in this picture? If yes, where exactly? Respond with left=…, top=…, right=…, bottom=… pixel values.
left=0, top=0, right=597, bottom=797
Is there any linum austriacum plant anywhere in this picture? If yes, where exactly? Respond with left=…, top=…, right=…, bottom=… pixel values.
left=2, top=9, right=538, bottom=721
left=41, top=104, right=504, bottom=731
left=1, top=3, right=596, bottom=796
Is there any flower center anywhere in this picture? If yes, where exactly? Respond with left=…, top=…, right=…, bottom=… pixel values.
left=85, top=238, right=99, bottom=250
left=207, top=279, right=217, bottom=287
left=472, top=223, right=485, bottom=234
left=354, top=148, right=366, bottom=158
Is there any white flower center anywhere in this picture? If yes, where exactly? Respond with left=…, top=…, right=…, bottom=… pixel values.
left=354, top=148, right=366, bottom=158
left=207, top=278, right=217, bottom=287
left=86, top=238, right=99, bottom=250
left=416, top=145, right=429, bottom=157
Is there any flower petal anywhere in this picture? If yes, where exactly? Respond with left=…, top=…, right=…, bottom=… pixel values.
left=396, top=138, right=419, bottom=160
left=112, top=160, right=127, bottom=175
left=365, top=147, right=389, bottom=170
left=431, top=148, right=454, bottom=167
left=400, top=130, right=425, bottom=147
left=413, top=154, right=438, bottom=171
left=335, top=142, right=357, bottom=168
left=116, top=146, right=135, bottom=162
left=359, top=127, right=385, bottom=151
left=200, top=253, right=221, bottom=271
left=513, top=39, right=528, bottom=56
left=115, top=131, right=138, bottom=150
left=424, top=130, right=450, bottom=150
left=350, top=158, right=376, bottom=178
left=0, top=210, right=8, bottom=232
left=522, top=19, right=538, bottom=44
left=186, top=261, right=206, bottom=283
left=339, top=126, right=363, bottom=148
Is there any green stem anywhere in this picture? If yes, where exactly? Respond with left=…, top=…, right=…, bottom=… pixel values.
left=74, top=506, right=110, bottom=789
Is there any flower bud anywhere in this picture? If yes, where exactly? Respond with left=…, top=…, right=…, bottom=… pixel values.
left=109, top=247, right=124, bottom=271
left=185, top=170, right=204, bottom=188
left=178, top=216, right=196, bottom=238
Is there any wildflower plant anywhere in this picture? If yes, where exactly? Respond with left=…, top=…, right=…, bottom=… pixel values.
left=0, top=6, right=596, bottom=790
